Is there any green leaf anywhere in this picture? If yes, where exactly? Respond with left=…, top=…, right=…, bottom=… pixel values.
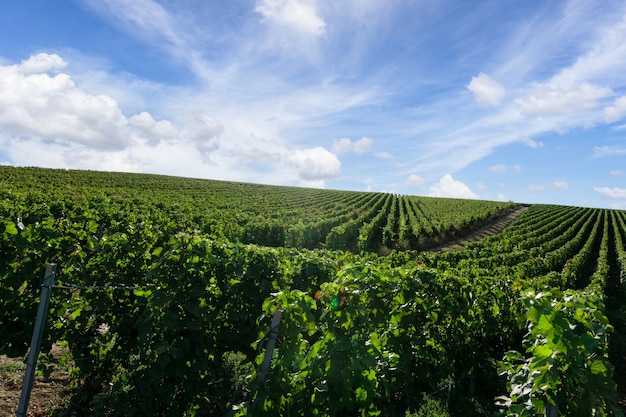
left=134, top=288, right=153, bottom=298
left=590, top=359, right=607, bottom=375
left=3, top=221, right=18, bottom=236
left=355, top=387, right=368, bottom=401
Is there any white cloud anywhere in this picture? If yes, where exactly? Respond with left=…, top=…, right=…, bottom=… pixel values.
left=286, top=146, right=340, bottom=181
left=496, top=194, right=508, bottom=202
left=374, top=151, right=393, bottom=159
left=593, top=186, right=626, bottom=199
left=519, top=137, right=543, bottom=148
left=515, top=82, right=613, bottom=117
left=489, top=164, right=507, bottom=173
left=186, top=114, right=223, bottom=162
left=255, top=0, right=326, bottom=36
left=466, top=73, right=506, bottom=106
left=604, top=95, right=626, bottom=123
left=129, top=111, right=178, bottom=141
left=0, top=54, right=133, bottom=150
left=231, top=143, right=281, bottom=164
left=611, top=170, right=624, bottom=176
left=525, top=184, right=549, bottom=193
left=0, top=53, right=189, bottom=155
left=525, top=181, right=569, bottom=193
left=19, top=53, right=67, bottom=75
left=83, top=0, right=201, bottom=71
left=299, top=179, right=326, bottom=188
left=592, top=145, right=626, bottom=158
left=488, top=163, right=521, bottom=173
left=404, top=174, right=424, bottom=187
left=428, top=174, right=479, bottom=199
left=553, top=181, right=569, bottom=190
left=331, top=136, right=373, bottom=154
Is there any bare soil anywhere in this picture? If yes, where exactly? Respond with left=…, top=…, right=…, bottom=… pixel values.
left=429, top=205, right=529, bottom=252
left=0, top=344, right=71, bottom=417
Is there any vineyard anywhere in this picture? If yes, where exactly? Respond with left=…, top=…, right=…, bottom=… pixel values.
left=1, top=166, right=625, bottom=416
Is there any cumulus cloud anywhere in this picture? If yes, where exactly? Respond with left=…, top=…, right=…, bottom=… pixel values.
left=610, top=170, right=624, bottom=176
left=593, top=186, right=626, bottom=199
left=255, top=0, right=326, bottom=36
left=404, top=174, right=424, bottom=187
left=186, top=114, right=223, bottom=162
left=604, top=95, right=626, bottom=123
left=515, top=82, right=613, bottom=117
left=466, top=73, right=506, bottom=106
left=331, top=136, right=373, bottom=154
left=19, top=53, right=67, bottom=74
left=129, top=112, right=178, bottom=141
left=0, top=53, right=133, bottom=150
left=0, top=52, right=187, bottom=155
left=428, top=174, right=479, bottom=199
left=286, top=146, right=341, bottom=181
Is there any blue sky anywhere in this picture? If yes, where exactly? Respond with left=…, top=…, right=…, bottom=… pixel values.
left=1, top=0, right=626, bottom=208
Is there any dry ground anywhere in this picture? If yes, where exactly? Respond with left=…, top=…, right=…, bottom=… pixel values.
left=429, top=205, right=528, bottom=252
left=0, top=344, right=71, bottom=417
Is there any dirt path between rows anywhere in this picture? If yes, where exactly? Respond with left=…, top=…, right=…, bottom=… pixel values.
left=1, top=344, right=71, bottom=417
left=429, top=205, right=529, bottom=252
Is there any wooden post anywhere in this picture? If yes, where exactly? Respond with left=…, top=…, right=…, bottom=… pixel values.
left=16, top=264, right=56, bottom=417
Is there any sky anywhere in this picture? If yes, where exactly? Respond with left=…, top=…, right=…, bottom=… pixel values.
left=1, top=0, right=626, bottom=209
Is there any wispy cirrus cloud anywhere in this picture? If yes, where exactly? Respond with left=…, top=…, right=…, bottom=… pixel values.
left=3, top=0, right=626, bottom=206
left=524, top=181, right=569, bottom=193
left=255, top=0, right=326, bottom=36
left=592, top=145, right=626, bottom=158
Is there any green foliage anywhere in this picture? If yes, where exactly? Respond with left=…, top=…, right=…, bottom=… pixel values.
left=497, top=289, right=623, bottom=417
left=236, top=262, right=522, bottom=416
left=1, top=167, right=625, bottom=416
left=408, top=395, right=451, bottom=417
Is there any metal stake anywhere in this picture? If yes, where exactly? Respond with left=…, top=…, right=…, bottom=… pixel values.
left=16, top=264, right=56, bottom=417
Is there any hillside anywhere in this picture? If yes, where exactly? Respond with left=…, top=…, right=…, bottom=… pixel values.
left=1, top=166, right=625, bottom=416
left=0, top=166, right=517, bottom=253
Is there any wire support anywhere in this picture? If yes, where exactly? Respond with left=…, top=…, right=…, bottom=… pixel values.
left=42, top=283, right=144, bottom=291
